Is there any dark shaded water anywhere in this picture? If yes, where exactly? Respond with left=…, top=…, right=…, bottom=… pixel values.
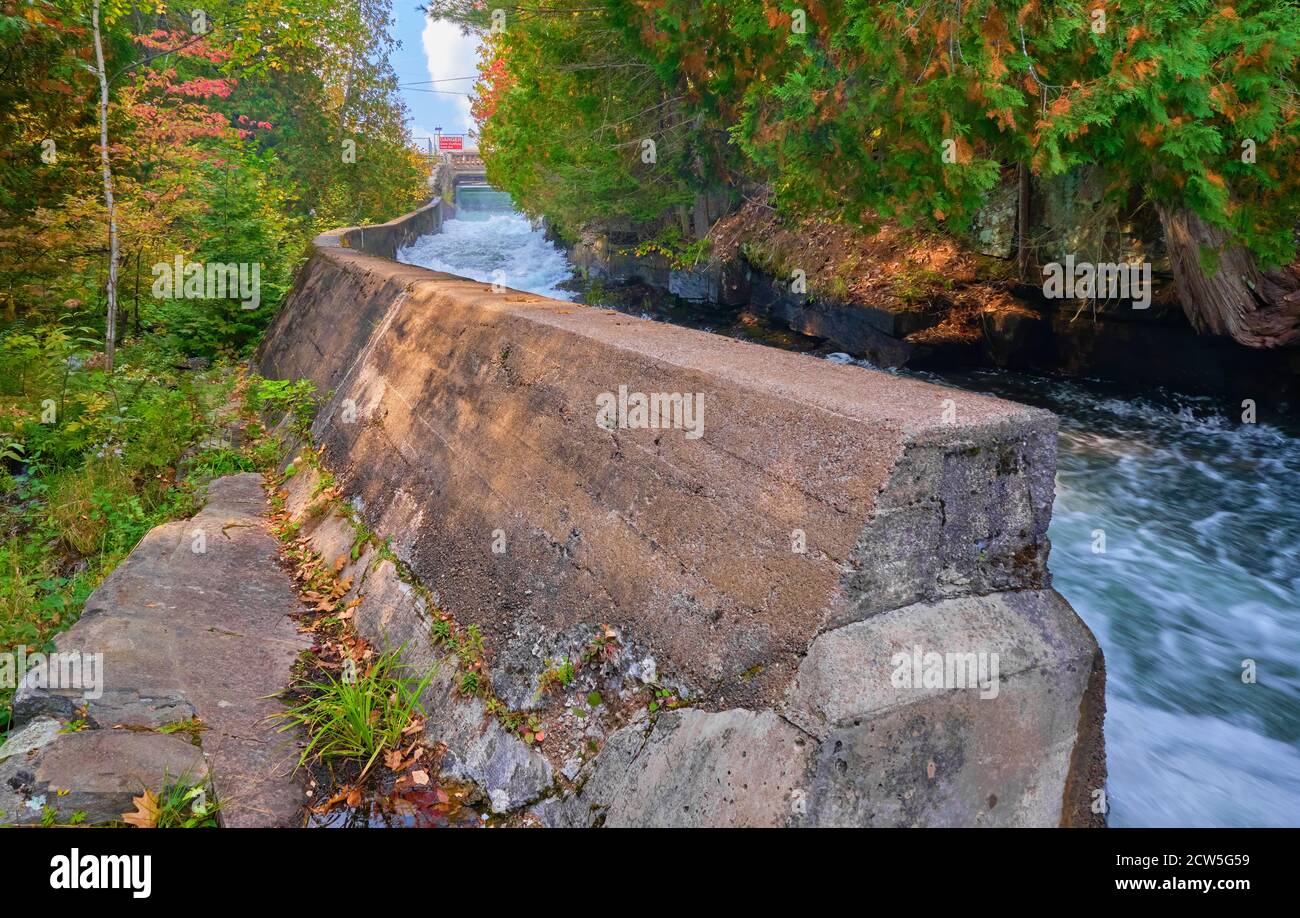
left=398, top=209, right=1300, bottom=828
left=308, top=781, right=486, bottom=828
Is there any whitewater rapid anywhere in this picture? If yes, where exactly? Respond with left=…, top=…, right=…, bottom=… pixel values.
left=397, top=211, right=577, bottom=302
left=914, top=370, right=1300, bottom=827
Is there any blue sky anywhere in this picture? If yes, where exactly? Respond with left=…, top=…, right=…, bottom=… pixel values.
left=390, top=7, right=482, bottom=148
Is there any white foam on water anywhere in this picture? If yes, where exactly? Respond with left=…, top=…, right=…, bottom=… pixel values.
left=1104, top=697, right=1300, bottom=827
left=397, top=212, right=577, bottom=302
left=926, top=369, right=1300, bottom=827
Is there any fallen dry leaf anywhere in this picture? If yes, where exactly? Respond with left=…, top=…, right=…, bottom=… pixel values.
left=411, top=770, right=430, bottom=786
left=122, top=789, right=160, bottom=828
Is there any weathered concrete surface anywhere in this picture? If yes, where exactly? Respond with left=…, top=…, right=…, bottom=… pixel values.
left=784, top=590, right=1104, bottom=826
left=359, top=561, right=554, bottom=811
left=256, top=204, right=1106, bottom=826
left=0, top=722, right=207, bottom=825
left=278, top=465, right=554, bottom=812
left=785, top=590, right=1092, bottom=734
left=8, top=474, right=310, bottom=827
left=536, top=592, right=1104, bottom=827
left=260, top=233, right=1059, bottom=712
left=335, top=199, right=443, bottom=261
left=541, top=708, right=810, bottom=828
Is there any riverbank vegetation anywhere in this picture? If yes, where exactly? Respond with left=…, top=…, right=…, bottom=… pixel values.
left=0, top=0, right=425, bottom=729
left=439, top=0, right=1300, bottom=347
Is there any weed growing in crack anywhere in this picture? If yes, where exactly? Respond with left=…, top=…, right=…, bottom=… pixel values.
left=273, top=648, right=436, bottom=777
left=536, top=657, right=577, bottom=697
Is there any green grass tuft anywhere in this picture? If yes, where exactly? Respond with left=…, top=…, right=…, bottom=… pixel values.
left=273, top=648, right=435, bottom=775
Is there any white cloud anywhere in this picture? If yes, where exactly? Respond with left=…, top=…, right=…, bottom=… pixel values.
left=421, top=17, right=481, bottom=132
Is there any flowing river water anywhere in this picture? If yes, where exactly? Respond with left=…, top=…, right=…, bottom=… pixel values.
left=398, top=206, right=1300, bottom=828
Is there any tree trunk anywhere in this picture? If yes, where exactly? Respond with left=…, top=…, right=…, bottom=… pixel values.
left=1156, top=204, right=1300, bottom=348
left=92, top=0, right=119, bottom=373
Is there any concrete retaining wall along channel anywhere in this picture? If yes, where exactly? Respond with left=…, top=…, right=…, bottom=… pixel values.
left=256, top=201, right=1107, bottom=827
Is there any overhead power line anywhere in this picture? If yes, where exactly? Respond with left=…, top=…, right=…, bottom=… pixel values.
left=400, top=76, right=480, bottom=85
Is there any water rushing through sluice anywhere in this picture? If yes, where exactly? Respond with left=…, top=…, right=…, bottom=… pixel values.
left=397, top=206, right=1300, bottom=828
left=398, top=208, right=577, bottom=302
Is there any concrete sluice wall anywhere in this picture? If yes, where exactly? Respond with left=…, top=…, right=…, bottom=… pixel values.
left=257, top=199, right=1107, bottom=827
left=454, top=184, right=514, bottom=214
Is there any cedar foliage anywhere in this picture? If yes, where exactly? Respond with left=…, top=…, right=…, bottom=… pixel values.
left=436, top=0, right=1300, bottom=340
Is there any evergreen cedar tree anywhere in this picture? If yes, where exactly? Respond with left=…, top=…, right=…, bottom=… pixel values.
left=443, top=0, right=1300, bottom=346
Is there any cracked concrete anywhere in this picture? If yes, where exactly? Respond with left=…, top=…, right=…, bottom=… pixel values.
left=252, top=204, right=1107, bottom=827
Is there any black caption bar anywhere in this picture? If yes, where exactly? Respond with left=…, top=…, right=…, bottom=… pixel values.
left=0, top=827, right=1288, bottom=905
